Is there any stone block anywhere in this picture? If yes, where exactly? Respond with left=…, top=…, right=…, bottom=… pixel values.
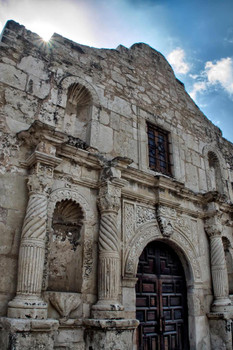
left=96, top=124, right=113, bottom=153
left=26, top=75, right=50, bottom=99
left=17, top=56, right=49, bottom=80
left=0, top=63, right=27, bottom=90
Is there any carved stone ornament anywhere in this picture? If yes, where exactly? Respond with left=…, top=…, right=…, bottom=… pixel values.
left=97, top=193, right=121, bottom=213
left=124, top=202, right=135, bottom=243
left=97, top=180, right=123, bottom=213
left=204, top=212, right=223, bottom=237
left=27, top=173, right=53, bottom=195
left=157, top=216, right=174, bottom=237
left=156, top=205, right=191, bottom=238
left=136, top=205, right=156, bottom=227
left=49, top=292, right=81, bottom=319
left=157, top=205, right=175, bottom=237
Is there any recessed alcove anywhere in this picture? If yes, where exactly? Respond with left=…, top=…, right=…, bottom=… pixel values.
left=47, top=199, right=84, bottom=292
left=63, top=82, right=93, bottom=141
left=207, top=151, right=223, bottom=193
left=223, top=237, right=233, bottom=294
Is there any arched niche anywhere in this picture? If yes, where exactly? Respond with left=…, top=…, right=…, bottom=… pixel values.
left=203, top=144, right=227, bottom=194
left=43, top=188, right=96, bottom=292
left=47, top=199, right=84, bottom=293
left=222, top=236, right=233, bottom=295
left=57, top=76, right=100, bottom=145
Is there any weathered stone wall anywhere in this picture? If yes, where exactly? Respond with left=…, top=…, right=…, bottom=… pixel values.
left=0, top=20, right=233, bottom=349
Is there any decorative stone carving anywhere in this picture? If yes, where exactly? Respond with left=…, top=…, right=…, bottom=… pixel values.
left=48, top=188, right=94, bottom=222
left=136, top=205, right=156, bottom=227
left=157, top=205, right=191, bottom=237
left=83, top=233, right=94, bottom=279
left=124, top=219, right=201, bottom=282
left=49, top=292, right=82, bottom=319
left=125, top=221, right=160, bottom=276
left=124, top=202, right=134, bottom=243
left=172, top=230, right=201, bottom=280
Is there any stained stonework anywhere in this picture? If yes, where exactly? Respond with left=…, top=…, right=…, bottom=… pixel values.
left=1, top=20, right=233, bottom=349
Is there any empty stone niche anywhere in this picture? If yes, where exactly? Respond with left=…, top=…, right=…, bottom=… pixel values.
left=223, top=237, right=233, bottom=295
left=207, top=151, right=223, bottom=193
left=47, top=199, right=84, bottom=293
left=63, top=82, right=93, bottom=141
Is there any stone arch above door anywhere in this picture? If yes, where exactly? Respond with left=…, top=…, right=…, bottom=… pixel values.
left=124, top=220, right=202, bottom=284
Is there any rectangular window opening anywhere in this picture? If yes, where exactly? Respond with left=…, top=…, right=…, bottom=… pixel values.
left=147, top=122, right=172, bottom=176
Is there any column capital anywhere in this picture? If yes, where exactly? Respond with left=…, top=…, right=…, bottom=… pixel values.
left=98, top=178, right=127, bottom=213
left=204, top=213, right=223, bottom=237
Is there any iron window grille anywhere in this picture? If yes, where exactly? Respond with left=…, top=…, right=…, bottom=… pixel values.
left=147, top=122, right=172, bottom=176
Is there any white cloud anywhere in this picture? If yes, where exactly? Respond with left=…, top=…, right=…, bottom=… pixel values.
left=189, top=57, right=233, bottom=102
left=189, top=74, right=198, bottom=79
left=190, top=81, right=207, bottom=100
left=205, top=57, right=233, bottom=95
left=167, top=48, right=190, bottom=75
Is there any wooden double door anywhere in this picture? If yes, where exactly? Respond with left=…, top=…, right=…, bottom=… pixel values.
left=136, top=241, right=189, bottom=350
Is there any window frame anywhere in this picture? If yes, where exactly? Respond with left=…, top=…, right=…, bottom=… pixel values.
left=147, top=122, right=172, bottom=176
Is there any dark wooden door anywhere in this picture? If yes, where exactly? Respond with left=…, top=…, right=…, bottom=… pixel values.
left=136, top=241, right=189, bottom=350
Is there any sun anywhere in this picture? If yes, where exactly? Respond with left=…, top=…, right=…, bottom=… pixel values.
left=29, top=21, right=54, bottom=42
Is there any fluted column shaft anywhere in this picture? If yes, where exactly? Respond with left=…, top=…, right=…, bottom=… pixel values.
left=210, top=235, right=229, bottom=300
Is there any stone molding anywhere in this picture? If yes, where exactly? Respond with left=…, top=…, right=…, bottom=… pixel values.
left=124, top=217, right=201, bottom=283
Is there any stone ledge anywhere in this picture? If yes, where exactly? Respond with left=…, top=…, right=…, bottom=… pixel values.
left=83, top=318, right=139, bottom=330
left=207, top=312, right=233, bottom=320
left=0, top=317, right=59, bottom=332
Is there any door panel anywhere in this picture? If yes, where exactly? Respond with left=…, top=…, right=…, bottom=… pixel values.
left=136, top=242, right=189, bottom=350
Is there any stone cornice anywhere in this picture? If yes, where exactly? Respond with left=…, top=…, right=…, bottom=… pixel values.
left=57, top=144, right=101, bottom=170
left=17, top=120, right=68, bottom=147
left=25, top=151, right=62, bottom=168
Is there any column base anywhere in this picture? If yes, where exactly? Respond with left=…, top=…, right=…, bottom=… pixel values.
left=84, top=318, right=139, bottom=350
left=211, top=297, right=233, bottom=313
left=91, top=300, right=124, bottom=319
left=0, top=317, right=58, bottom=350
left=8, top=295, right=47, bottom=319
left=208, top=312, right=233, bottom=350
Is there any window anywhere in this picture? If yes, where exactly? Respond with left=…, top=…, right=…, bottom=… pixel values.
left=147, top=122, right=171, bottom=175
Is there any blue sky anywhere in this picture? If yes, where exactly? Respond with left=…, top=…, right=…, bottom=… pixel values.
left=0, top=0, right=233, bottom=142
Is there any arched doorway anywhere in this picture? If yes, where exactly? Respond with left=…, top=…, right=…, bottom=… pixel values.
left=136, top=241, right=189, bottom=350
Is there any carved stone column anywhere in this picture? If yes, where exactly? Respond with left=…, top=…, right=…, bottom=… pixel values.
left=205, top=215, right=231, bottom=312
left=8, top=143, right=61, bottom=319
left=92, top=178, right=127, bottom=318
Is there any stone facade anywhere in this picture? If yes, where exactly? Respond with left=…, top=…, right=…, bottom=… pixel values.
left=0, top=20, right=233, bottom=349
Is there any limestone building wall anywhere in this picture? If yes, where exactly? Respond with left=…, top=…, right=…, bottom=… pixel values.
left=0, top=20, right=233, bottom=349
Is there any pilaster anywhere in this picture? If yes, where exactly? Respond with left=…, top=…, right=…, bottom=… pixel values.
left=205, top=212, right=232, bottom=313
left=92, top=177, right=127, bottom=318
left=8, top=143, right=61, bottom=319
